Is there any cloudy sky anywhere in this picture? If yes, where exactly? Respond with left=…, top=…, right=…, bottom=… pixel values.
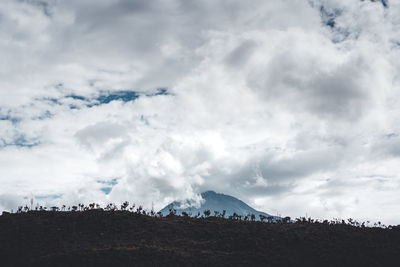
left=1, top=0, right=400, bottom=224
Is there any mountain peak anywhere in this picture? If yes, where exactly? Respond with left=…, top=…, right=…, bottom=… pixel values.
left=201, top=190, right=217, bottom=196
left=159, top=191, right=279, bottom=221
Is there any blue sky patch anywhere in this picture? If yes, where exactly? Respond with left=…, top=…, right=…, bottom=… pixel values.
left=34, top=194, right=63, bottom=200
left=32, top=110, right=53, bottom=120
left=366, top=0, right=388, bottom=8
left=98, top=178, right=119, bottom=195
left=65, top=90, right=140, bottom=108
left=63, top=89, right=169, bottom=109
left=319, top=6, right=342, bottom=29
left=146, top=88, right=170, bottom=97
left=41, top=97, right=62, bottom=105
left=97, top=178, right=119, bottom=186
left=0, top=135, right=41, bottom=149
left=100, top=187, right=113, bottom=195
left=0, top=113, right=21, bottom=124
left=66, top=94, right=87, bottom=101
left=96, top=90, right=140, bottom=104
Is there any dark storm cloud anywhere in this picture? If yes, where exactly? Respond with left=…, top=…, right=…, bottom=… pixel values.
left=18, top=0, right=53, bottom=17
left=225, top=40, right=257, bottom=68
left=307, top=63, right=368, bottom=119
left=373, top=133, right=400, bottom=158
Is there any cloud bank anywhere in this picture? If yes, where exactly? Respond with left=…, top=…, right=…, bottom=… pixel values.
left=1, top=0, right=400, bottom=224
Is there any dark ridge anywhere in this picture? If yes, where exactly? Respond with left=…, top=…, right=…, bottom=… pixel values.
left=1, top=210, right=399, bottom=267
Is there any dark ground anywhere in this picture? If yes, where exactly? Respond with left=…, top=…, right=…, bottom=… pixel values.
left=1, top=210, right=400, bottom=266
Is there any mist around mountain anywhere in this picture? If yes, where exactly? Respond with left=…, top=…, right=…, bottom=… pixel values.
left=159, top=191, right=280, bottom=221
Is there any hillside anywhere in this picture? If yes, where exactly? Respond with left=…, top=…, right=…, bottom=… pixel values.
left=1, top=210, right=400, bottom=266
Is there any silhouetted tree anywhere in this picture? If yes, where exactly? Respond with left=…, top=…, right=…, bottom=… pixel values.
left=168, top=208, right=176, bottom=216
left=232, top=212, right=239, bottom=220
left=121, top=201, right=129, bottom=211
left=136, top=205, right=143, bottom=214
left=129, top=204, right=136, bottom=212
left=203, top=210, right=211, bottom=217
left=50, top=206, right=59, bottom=212
left=221, top=210, right=226, bottom=218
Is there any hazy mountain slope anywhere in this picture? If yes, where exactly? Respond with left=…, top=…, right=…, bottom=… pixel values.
left=159, top=191, right=278, bottom=220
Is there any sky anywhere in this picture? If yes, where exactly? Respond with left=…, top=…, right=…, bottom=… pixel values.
left=0, top=0, right=400, bottom=224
